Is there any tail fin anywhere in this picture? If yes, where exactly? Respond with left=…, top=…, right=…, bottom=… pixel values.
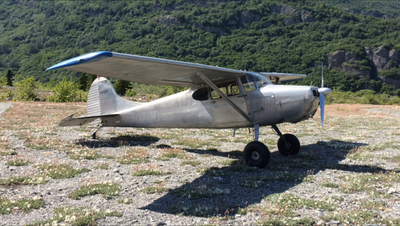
left=58, top=77, right=141, bottom=126
left=87, top=77, right=141, bottom=116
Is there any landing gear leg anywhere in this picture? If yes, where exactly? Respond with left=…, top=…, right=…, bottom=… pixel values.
left=243, top=124, right=270, bottom=168
left=91, top=123, right=105, bottom=139
left=272, top=124, right=300, bottom=156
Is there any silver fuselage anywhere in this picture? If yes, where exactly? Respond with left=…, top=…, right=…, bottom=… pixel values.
left=104, top=84, right=320, bottom=129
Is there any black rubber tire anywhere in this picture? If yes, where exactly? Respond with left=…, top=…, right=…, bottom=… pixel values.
left=277, top=134, right=300, bottom=156
left=243, top=141, right=270, bottom=168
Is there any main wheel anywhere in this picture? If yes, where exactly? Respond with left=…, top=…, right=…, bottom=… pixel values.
left=243, top=141, right=270, bottom=168
left=277, top=134, right=300, bottom=156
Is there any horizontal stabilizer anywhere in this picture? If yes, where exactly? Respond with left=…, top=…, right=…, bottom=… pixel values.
left=59, top=113, right=119, bottom=127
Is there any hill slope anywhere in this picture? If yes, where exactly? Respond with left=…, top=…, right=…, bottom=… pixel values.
left=0, top=0, right=399, bottom=95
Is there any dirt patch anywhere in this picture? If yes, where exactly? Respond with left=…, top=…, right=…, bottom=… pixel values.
left=326, top=104, right=400, bottom=117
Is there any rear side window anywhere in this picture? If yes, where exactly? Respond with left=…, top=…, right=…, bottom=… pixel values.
left=192, top=87, right=209, bottom=101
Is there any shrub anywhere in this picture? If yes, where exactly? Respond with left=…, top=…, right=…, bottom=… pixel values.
left=48, top=77, right=78, bottom=102
left=14, top=76, right=37, bottom=101
left=326, top=89, right=400, bottom=105
left=125, top=88, right=137, bottom=97
left=0, top=77, right=7, bottom=87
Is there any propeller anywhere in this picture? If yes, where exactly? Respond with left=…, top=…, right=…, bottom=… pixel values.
left=319, top=92, right=325, bottom=126
left=317, top=62, right=332, bottom=127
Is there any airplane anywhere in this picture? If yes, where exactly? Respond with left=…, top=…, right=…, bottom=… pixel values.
left=46, top=51, right=332, bottom=168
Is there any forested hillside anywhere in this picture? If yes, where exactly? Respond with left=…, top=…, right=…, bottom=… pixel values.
left=1, top=0, right=400, bottom=96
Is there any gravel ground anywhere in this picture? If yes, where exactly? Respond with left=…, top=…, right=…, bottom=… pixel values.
left=0, top=102, right=399, bottom=225
left=0, top=102, right=11, bottom=115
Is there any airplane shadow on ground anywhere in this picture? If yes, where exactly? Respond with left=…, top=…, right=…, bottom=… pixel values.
left=142, top=140, right=387, bottom=217
left=76, top=134, right=160, bottom=148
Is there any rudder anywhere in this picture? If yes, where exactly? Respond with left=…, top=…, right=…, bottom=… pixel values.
left=87, top=77, right=141, bottom=116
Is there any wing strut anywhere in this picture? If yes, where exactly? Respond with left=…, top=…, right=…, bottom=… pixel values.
left=197, top=72, right=253, bottom=124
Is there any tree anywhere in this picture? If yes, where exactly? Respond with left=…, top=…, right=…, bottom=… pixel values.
left=6, top=69, right=13, bottom=86
left=86, top=74, right=97, bottom=91
left=78, top=73, right=88, bottom=90
left=113, top=79, right=131, bottom=96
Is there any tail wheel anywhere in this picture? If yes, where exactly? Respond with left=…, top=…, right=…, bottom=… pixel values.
left=244, top=141, right=270, bottom=168
left=277, top=134, right=300, bottom=156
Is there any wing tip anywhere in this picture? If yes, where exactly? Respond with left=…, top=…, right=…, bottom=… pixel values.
left=46, top=51, right=113, bottom=71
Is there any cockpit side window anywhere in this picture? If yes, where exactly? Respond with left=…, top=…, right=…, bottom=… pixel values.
left=241, top=75, right=256, bottom=92
left=210, top=81, right=241, bottom=100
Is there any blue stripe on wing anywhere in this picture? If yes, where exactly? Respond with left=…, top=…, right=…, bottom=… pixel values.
left=46, top=51, right=113, bottom=71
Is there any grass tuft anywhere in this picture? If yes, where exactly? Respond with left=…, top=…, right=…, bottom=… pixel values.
left=180, top=160, right=201, bottom=166
left=27, top=206, right=122, bottom=226
left=6, top=155, right=31, bottom=166
left=264, top=193, right=336, bottom=211
left=141, top=186, right=169, bottom=194
left=94, top=163, right=110, bottom=170
left=117, top=148, right=150, bottom=164
left=175, top=185, right=230, bottom=199
left=321, top=182, right=339, bottom=188
left=117, top=198, right=133, bottom=204
left=0, top=176, right=48, bottom=186
left=160, top=148, right=188, bottom=159
left=133, top=170, right=169, bottom=177
left=35, top=163, right=90, bottom=179
left=69, top=182, right=120, bottom=200
left=239, top=177, right=267, bottom=188
left=0, top=197, right=45, bottom=214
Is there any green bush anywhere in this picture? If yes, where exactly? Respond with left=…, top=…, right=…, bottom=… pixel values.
left=14, top=76, right=37, bottom=101
left=0, top=77, right=7, bottom=87
left=354, top=89, right=376, bottom=97
left=0, top=89, right=13, bottom=100
left=48, top=77, right=78, bottom=102
left=125, top=88, right=137, bottom=97
left=326, top=89, right=400, bottom=105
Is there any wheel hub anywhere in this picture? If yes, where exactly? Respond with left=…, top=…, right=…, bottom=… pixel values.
left=251, top=151, right=260, bottom=160
left=284, top=142, right=292, bottom=149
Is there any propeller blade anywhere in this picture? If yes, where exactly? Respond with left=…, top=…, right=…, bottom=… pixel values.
left=320, top=93, right=325, bottom=127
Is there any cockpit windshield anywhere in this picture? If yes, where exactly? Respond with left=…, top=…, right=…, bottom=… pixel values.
left=240, top=73, right=272, bottom=92
left=248, top=73, right=272, bottom=87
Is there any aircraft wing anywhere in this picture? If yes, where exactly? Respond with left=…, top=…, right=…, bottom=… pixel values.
left=260, top=72, right=307, bottom=84
left=47, top=51, right=247, bottom=88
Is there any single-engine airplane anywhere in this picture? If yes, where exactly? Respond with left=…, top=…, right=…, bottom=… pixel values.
left=47, top=51, right=332, bottom=168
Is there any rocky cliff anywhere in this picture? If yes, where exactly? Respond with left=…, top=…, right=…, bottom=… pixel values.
left=327, top=46, right=400, bottom=89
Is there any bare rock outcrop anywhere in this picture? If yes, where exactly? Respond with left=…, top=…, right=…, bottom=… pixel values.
left=271, top=4, right=295, bottom=15
left=380, top=76, right=400, bottom=88
left=300, top=10, right=317, bottom=22
left=364, top=46, right=399, bottom=71
left=270, top=5, right=317, bottom=26
left=327, top=47, right=400, bottom=88
left=327, top=50, right=371, bottom=79
left=153, top=15, right=180, bottom=27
